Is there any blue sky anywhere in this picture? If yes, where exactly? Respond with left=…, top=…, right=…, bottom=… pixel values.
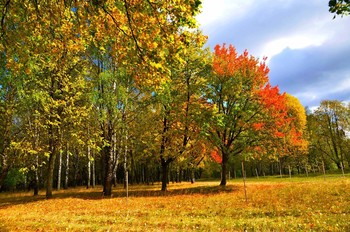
left=196, top=0, right=350, bottom=109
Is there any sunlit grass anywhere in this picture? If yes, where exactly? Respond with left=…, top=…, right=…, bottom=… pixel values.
left=0, top=176, right=349, bottom=231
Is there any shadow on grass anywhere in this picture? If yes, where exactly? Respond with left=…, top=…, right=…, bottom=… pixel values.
left=0, top=183, right=240, bottom=209
left=0, top=192, right=46, bottom=209
left=53, top=184, right=239, bottom=199
left=134, top=184, right=235, bottom=197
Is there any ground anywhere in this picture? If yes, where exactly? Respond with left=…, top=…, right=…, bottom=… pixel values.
left=0, top=175, right=349, bottom=231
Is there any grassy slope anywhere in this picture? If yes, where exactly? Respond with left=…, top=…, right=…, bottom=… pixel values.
left=0, top=176, right=349, bottom=231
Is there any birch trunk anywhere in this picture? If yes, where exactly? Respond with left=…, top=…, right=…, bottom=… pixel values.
left=33, top=154, right=39, bottom=196
left=57, top=151, right=62, bottom=190
left=124, top=132, right=128, bottom=195
left=92, top=151, right=95, bottom=188
left=112, top=132, right=119, bottom=187
left=64, top=143, right=69, bottom=189
left=33, top=119, right=39, bottom=195
left=87, top=145, right=91, bottom=189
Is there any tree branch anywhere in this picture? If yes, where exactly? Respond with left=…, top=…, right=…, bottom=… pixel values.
left=123, top=0, right=145, bottom=62
left=0, top=0, right=11, bottom=39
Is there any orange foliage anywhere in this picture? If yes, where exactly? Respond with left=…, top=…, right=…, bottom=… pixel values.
left=213, top=44, right=269, bottom=86
left=210, top=149, right=222, bottom=164
left=274, top=131, right=285, bottom=138
left=252, top=123, right=264, bottom=130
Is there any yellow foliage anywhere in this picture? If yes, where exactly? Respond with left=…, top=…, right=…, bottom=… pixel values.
left=285, top=93, right=307, bottom=131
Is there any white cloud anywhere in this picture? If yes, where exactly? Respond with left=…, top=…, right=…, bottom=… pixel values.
left=261, top=35, right=327, bottom=62
left=197, top=0, right=254, bottom=27
left=331, top=73, right=350, bottom=93
left=295, top=92, right=317, bottom=102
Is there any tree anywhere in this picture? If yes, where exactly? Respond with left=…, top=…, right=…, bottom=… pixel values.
left=276, top=94, right=308, bottom=174
left=308, top=100, right=348, bottom=170
left=284, top=94, right=308, bottom=154
left=0, top=61, right=17, bottom=191
left=329, top=0, right=350, bottom=17
left=205, top=44, right=288, bottom=186
left=147, top=32, right=209, bottom=191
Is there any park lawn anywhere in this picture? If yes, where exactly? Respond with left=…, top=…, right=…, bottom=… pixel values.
left=0, top=177, right=349, bottom=231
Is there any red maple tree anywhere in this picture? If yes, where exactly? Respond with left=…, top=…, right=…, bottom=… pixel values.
left=207, top=43, right=298, bottom=186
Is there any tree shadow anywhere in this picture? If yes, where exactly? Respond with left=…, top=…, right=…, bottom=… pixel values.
left=0, top=192, right=46, bottom=209
left=0, top=183, right=240, bottom=209
left=117, top=184, right=240, bottom=198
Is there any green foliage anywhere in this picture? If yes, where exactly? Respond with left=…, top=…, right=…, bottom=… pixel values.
left=3, top=169, right=25, bottom=190
left=307, top=100, right=349, bottom=169
left=329, top=0, right=350, bottom=17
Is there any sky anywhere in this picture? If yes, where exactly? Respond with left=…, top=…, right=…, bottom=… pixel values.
left=196, top=0, right=350, bottom=109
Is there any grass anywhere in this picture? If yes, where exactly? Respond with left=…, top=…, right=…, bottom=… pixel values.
left=0, top=176, right=349, bottom=231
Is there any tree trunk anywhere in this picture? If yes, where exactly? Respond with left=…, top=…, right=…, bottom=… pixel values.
left=270, top=163, right=274, bottom=175
left=190, top=169, right=195, bottom=184
left=279, top=160, right=283, bottom=178
left=0, top=126, right=11, bottom=192
left=322, top=160, right=326, bottom=180
left=288, top=165, right=292, bottom=179
left=242, top=161, right=248, bottom=203
left=112, top=133, right=119, bottom=187
left=0, top=158, right=9, bottom=192
left=0, top=86, right=14, bottom=192
left=73, top=151, right=79, bottom=187
left=92, top=151, right=95, bottom=188
left=46, top=153, right=56, bottom=198
left=305, top=164, right=309, bottom=177
left=335, top=161, right=342, bottom=170
left=340, top=162, right=345, bottom=177
left=57, top=151, right=62, bottom=191
left=103, top=145, right=114, bottom=197
left=346, top=155, right=350, bottom=169
left=124, top=145, right=128, bottom=190
left=33, top=154, right=39, bottom=196
left=46, top=124, right=58, bottom=199
left=176, top=167, right=180, bottom=183
left=33, top=121, right=39, bottom=196
left=113, top=171, right=117, bottom=187
left=161, top=158, right=169, bottom=191
left=220, top=152, right=228, bottom=186
left=87, top=145, right=91, bottom=189
left=64, top=145, right=69, bottom=189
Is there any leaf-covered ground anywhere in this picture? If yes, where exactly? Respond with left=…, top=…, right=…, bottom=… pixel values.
left=0, top=176, right=349, bottom=231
